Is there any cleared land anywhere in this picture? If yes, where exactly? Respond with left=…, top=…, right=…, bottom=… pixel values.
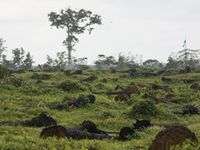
left=0, top=70, right=200, bottom=150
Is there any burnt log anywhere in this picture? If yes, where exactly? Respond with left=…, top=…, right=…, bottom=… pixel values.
left=161, top=76, right=173, bottom=82
left=119, top=127, right=135, bottom=140
left=0, top=113, right=57, bottom=127
left=49, top=95, right=96, bottom=110
left=95, top=85, right=140, bottom=97
left=40, top=125, right=110, bottom=140
left=133, top=119, right=151, bottom=130
left=190, top=83, right=200, bottom=90
left=181, top=79, right=198, bottom=84
left=78, top=120, right=108, bottom=135
left=151, top=83, right=173, bottom=92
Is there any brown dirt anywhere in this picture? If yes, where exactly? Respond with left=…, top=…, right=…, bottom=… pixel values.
left=148, top=126, right=198, bottom=150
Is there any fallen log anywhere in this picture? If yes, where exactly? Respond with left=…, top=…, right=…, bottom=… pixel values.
left=152, top=123, right=186, bottom=128
left=40, top=125, right=111, bottom=139
left=0, top=113, right=57, bottom=127
left=49, top=95, right=96, bottom=110
left=94, top=85, right=140, bottom=97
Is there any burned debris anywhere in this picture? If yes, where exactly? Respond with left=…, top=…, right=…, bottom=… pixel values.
left=49, top=94, right=96, bottom=110
left=0, top=113, right=57, bottom=127
left=40, top=120, right=110, bottom=140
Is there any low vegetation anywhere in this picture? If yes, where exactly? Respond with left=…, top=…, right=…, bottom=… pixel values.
left=0, top=67, right=200, bottom=150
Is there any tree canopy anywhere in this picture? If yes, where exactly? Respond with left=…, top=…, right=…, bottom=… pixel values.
left=48, top=8, right=102, bottom=70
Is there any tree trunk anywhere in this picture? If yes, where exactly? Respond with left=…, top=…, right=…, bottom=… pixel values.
left=68, top=48, right=72, bottom=71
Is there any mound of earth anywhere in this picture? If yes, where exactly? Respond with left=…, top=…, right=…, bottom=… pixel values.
left=149, top=126, right=198, bottom=150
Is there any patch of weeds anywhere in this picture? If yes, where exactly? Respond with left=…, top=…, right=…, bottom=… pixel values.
left=130, top=100, right=159, bottom=119
left=58, top=80, right=86, bottom=92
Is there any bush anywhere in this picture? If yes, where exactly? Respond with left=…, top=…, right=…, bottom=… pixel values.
left=58, top=80, right=85, bottom=92
left=10, top=76, right=24, bottom=87
left=76, top=94, right=89, bottom=106
left=0, top=65, right=9, bottom=79
left=31, top=72, right=51, bottom=80
left=130, top=100, right=159, bottom=119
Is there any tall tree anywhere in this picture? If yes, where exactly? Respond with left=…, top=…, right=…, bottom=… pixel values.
left=177, top=48, right=200, bottom=68
left=117, top=53, right=137, bottom=69
left=74, top=57, right=88, bottom=70
left=48, top=8, right=102, bottom=70
left=23, top=52, right=34, bottom=70
left=143, top=59, right=163, bottom=69
left=95, top=54, right=116, bottom=69
left=54, top=51, right=67, bottom=70
left=0, top=38, right=7, bottom=62
left=44, top=55, right=54, bottom=69
left=12, top=48, right=25, bottom=69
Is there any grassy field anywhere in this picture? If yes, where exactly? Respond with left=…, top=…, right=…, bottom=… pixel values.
left=0, top=70, right=200, bottom=150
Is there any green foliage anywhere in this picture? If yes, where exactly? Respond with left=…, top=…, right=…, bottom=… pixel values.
left=0, top=38, right=6, bottom=61
left=23, top=52, right=34, bottom=70
left=10, top=76, right=24, bottom=87
left=0, top=64, right=9, bottom=79
left=143, top=59, right=163, bottom=69
left=1, top=70, right=200, bottom=149
left=12, top=47, right=25, bottom=69
left=48, top=8, right=102, bottom=70
left=31, top=73, right=51, bottom=80
left=77, top=94, right=89, bottom=106
left=130, top=100, right=159, bottom=119
left=58, top=80, right=85, bottom=92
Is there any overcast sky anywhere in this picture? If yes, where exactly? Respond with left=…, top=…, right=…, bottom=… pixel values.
left=0, top=0, right=200, bottom=64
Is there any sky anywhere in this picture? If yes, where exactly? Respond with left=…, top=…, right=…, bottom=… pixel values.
left=0, top=0, right=200, bottom=64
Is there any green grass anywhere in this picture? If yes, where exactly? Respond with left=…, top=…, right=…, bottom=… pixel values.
left=0, top=70, right=200, bottom=149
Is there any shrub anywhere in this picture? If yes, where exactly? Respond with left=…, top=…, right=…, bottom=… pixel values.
left=64, top=70, right=71, bottom=76
left=130, top=100, right=159, bottom=119
left=31, top=72, right=51, bottom=80
left=10, top=76, right=24, bottom=87
left=58, top=80, right=85, bottom=92
left=0, top=65, right=9, bottom=79
left=76, top=94, right=89, bottom=106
